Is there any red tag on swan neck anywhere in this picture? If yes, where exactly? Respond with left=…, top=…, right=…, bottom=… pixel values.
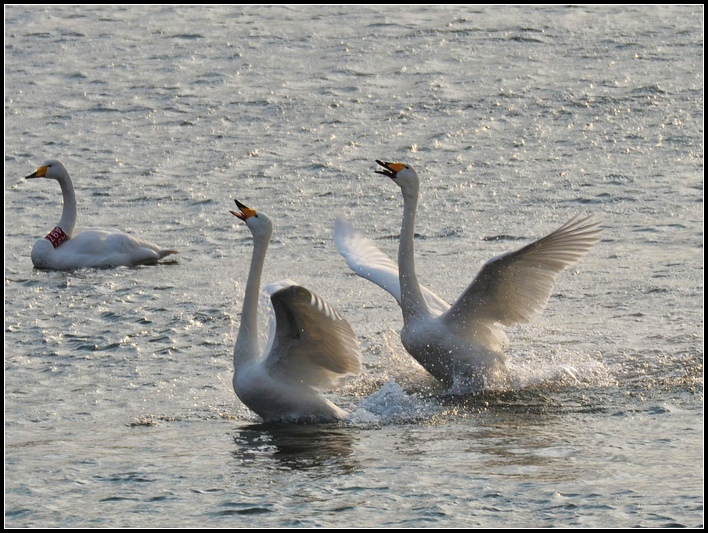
left=45, top=226, right=69, bottom=248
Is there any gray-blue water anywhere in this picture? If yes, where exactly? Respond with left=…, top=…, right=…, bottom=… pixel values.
left=4, top=5, right=703, bottom=528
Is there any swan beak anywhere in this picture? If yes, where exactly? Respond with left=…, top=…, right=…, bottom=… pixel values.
left=375, top=160, right=406, bottom=179
left=231, top=199, right=257, bottom=220
left=25, top=165, right=48, bottom=179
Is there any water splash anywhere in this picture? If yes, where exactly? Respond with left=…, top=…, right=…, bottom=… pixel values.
left=351, top=380, right=443, bottom=425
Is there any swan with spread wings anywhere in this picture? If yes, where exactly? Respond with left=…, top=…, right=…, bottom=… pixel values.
left=231, top=199, right=362, bottom=423
left=335, top=160, right=601, bottom=390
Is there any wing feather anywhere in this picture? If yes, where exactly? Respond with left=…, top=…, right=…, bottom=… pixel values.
left=265, top=284, right=362, bottom=390
left=334, top=216, right=449, bottom=315
left=442, top=215, right=602, bottom=336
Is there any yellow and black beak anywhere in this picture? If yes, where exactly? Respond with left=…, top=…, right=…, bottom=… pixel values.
left=230, top=199, right=257, bottom=221
left=375, top=160, right=406, bottom=179
left=25, top=165, right=48, bottom=180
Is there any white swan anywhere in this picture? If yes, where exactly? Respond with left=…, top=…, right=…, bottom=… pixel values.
left=24, top=159, right=178, bottom=270
left=335, top=160, right=602, bottom=390
left=230, top=199, right=362, bottom=423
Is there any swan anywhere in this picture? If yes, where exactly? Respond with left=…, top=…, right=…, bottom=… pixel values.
left=230, top=199, right=362, bottom=423
left=334, top=160, right=602, bottom=390
left=24, top=159, right=178, bottom=270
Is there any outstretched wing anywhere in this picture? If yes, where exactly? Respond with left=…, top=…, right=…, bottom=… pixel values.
left=442, top=215, right=602, bottom=337
left=334, top=216, right=450, bottom=315
left=265, top=284, right=362, bottom=390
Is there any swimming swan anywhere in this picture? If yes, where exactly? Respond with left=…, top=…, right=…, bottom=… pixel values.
left=335, top=160, right=601, bottom=390
left=25, top=159, right=178, bottom=270
left=231, top=199, right=362, bottom=423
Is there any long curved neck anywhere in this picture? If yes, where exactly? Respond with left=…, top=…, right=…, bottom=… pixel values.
left=56, top=176, right=77, bottom=236
left=398, top=184, right=428, bottom=321
left=234, top=230, right=270, bottom=368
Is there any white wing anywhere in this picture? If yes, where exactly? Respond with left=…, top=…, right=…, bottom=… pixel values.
left=442, top=215, right=602, bottom=338
left=334, top=216, right=450, bottom=315
left=264, top=284, right=362, bottom=391
left=265, top=279, right=300, bottom=296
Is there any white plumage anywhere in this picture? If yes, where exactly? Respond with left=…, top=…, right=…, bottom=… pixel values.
left=335, top=160, right=601, bottom=390
left=231, top=200, right=362, bottom=423
left=25, top=159, right=178, bottom=270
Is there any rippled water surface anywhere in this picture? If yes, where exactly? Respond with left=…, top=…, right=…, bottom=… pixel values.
left=5, top=4, right=703, bottom=528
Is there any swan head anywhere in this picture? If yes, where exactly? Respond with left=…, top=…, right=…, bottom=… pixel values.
left=25, top=159, right=70, bottom=182
left=375, top=160, right=419, bottom=194
left=231, top=199, right=273, bottom=240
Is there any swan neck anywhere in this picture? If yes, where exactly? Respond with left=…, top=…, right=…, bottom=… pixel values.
left=57, top=175, right=77, bottom=236
left=234, top=231, right=270, bottom=367
left=398, top=186, right=428, bottom=319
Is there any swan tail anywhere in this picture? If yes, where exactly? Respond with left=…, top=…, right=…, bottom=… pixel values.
left=158, top=249, right=179, bottom=260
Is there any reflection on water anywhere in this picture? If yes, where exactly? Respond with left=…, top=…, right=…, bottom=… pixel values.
left=232, top=423, right=359, bottom=473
